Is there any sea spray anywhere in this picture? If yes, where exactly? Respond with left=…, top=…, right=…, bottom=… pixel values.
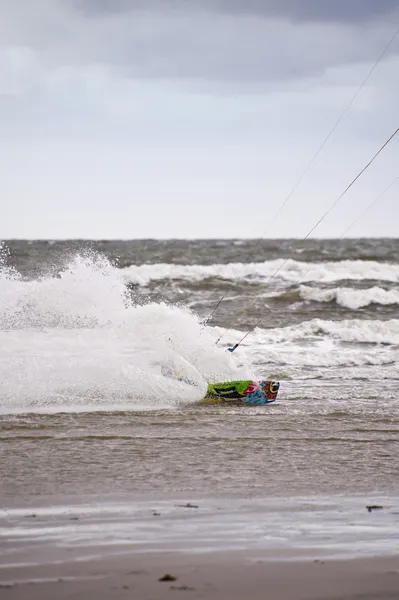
left=0, top=249, right=253, bottom=413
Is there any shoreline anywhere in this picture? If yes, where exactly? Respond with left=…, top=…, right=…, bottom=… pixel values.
left=2, top=495, right=397, bottom=560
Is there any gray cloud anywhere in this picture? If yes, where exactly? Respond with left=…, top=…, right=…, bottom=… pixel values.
left=206, top=0, right=399, bottom=23
left=75, top=9, right=399, bottom=86
left=1, top=0, right=399, bottom=95
left=75, top=0, right=399, bottom=23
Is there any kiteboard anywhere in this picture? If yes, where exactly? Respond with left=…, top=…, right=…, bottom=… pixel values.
left=200, top=380, right=280, bottom=405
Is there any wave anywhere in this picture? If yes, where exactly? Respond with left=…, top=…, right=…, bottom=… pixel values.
left=1, top=248, right=398, bottom=413
left=299, top=285, right=399, bottom=310
left=122, top=259, right=399, bottom=286
left=222, top=318, right=399, bottom=368
left=231, top=317, right=399, bottom=347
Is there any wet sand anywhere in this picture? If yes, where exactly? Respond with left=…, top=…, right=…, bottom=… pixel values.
left=1, top=496, right=398, bottom=600
left=1, top=552, right=399, bottom=600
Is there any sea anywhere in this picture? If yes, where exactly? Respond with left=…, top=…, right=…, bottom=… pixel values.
left=1, top=238, right=398, bottom=562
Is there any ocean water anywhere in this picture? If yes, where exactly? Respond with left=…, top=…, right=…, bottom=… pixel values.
left=0, top=239, right=398, bottom=559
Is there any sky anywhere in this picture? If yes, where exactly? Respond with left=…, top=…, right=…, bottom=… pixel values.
left=1, top=0, right=399, bottom=239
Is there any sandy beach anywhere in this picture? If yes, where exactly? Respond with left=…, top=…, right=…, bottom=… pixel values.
left=1, top=496, right=399, bottom=600
left=1, top=551, right=399, bottom=600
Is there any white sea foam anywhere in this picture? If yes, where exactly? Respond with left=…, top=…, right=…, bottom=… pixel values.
left=122, top=259, right=399, bottom=285
left=219, top=318, right=399, bottom=371
left=232, top=317, right=399, bottom=346
left=300, top=285, right=399, bottom=309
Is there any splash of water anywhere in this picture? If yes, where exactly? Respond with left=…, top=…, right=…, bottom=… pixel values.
left=0, top=248, right=253, bottom=413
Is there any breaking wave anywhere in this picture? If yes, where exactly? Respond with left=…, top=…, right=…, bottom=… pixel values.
left=122, top=259, right=399, bottom=286
left=299, top=285, right=399, bottom=310
left=230, top=318, right=399, bottom=369
left=240, top=318, right=399, bottom=346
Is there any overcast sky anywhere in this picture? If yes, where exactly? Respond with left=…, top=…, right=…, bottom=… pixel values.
left=1, top=0, right=399, bottom=239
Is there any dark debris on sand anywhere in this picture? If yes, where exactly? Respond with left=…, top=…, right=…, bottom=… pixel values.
left=366, top=505, right=384, bottom=512
left=159, top=573, right=177, bottom=582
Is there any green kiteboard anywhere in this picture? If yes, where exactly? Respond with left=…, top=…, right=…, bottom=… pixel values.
left=202, top=379, right=280, bottom=405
